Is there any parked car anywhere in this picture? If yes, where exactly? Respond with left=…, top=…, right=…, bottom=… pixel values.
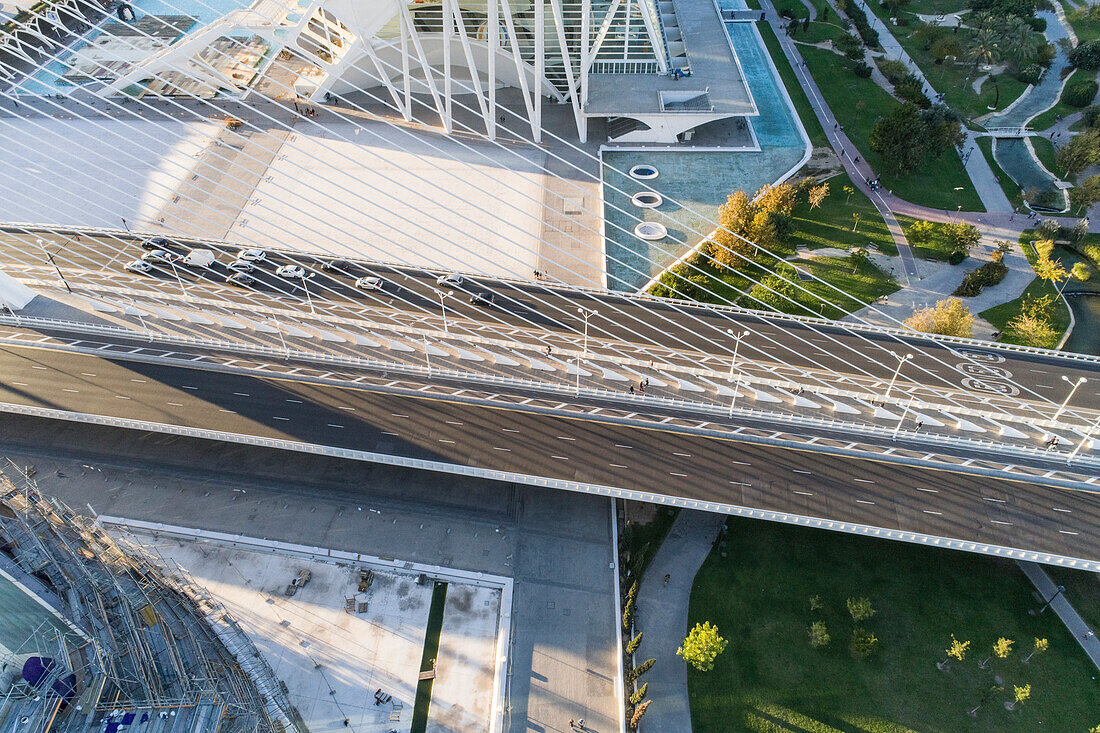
left=124, top=260, right=153, bottom=274
left=141, top=249, right=179, bottom=263
left=182, top=249, right=216, bottom=268
left=321, top=259, right=353, bottom=273
left=140, top=237, right=171, bottom=251
left=276, top=264, right=308, bottom=279
left=226, top=259, right=255, bottom=273
left=225, top=272, right=257, bottom=287
left=236, top=248, right=266, bottom=262
left=436, top=273, right=463, bottom=287
left=354, top=276, right=384, bottom=291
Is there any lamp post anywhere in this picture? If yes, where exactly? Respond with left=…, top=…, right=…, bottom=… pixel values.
left=438, top=290, right=452, bottom=333
left=1053, top=375, right=1086, bottom=421
left=262, top=319, right=289, bottom=359
left=37, top=239, right=72, bottom=294
left=1068, top=414, right=1100, bottom=463
left=423, top=337, right=432, bottom=378
left=884, top=352, right=913, bottom=400
left=301, top=272, right=315, bottom=314
left=168, top=258, right=188, bottom=300
left=1030, top=585, right=1065, bottom=615
left=726, top=329, right=749, bottom=417
left=577, top=307, right=597, bottom=396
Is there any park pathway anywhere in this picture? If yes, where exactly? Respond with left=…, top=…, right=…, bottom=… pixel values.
left=634, top=509, right=726, bottom=733
left=1017, top=561, right=1100, bottom=670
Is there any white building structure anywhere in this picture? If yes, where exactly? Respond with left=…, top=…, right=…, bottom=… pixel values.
left=98, top=0, right=757, bottom=143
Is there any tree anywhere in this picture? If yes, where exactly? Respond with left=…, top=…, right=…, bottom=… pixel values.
left=943, top=222, right=980, bottom=256
left=627, top=658, right=656, bottom=682
left=1072, top=261, right=1091, bottom=281
left=1022, top=637, right=1049, bottom=664
left=626, top=631, right=643, bottom=656
left=906, top=219, right=935, bottom=246
left=981, top=637, right=1014, bottom=668
left=711, top=183, right=798, bottom=267
left=748, top=261, right=802, bottom=313
left=847, top=597, right=876, bottom=622
left=851, top=628, right=879, bottom=659
left=809, top=621, right=831, bottom=648
left=968, top=28, right=1001, bottom=75
left=904, top=298, right=974, bottom=337
left=677, top=621, right=729, bottom=671
left=871, top=103, right=929, bottom=174
left=1057, top=129, right=1100, bottom=176
left=629, top=699, right=651, bottom=729
left=809, top=594, right=824, bottom=612
left=852, top=212, right=862, bottom=232
left=1006, top=683, right=1031, bottom=710
left=623, top=580, right=639, bottom=631
left=1034, top=254, right=1068, bottom=292
left=939, top=634, right=970, bottom=670
left=850, top=247, right=870, bottom=273
left=843, top=185, right=855, bottom=203
left=1070, top=174, right=1100, bottom=214
left=1005, top=311, right=1057, bottom=347
left=808, top=182, right=830, bottom=210
left=628, top=682, right=648, bottom=706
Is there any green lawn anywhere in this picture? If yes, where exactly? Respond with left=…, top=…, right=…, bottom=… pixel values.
left=774, top=0, right=810, bottom=20
left=788, top=170, right=898, bottom=255
left=979, top=236, right=1071, bottom=347
left=789, top=254, right=900, bottom=316
left=1027, top=70, right=1079, bottom=132
left=1030, top=136, right=1066, bottom=180
left=759, top=24, right=829, bottom=148
left=794, top=21, right=844, bottom=45
left=1066, top=2, right=1100, bottom=44
left=895, top=214, right=973, bottom=262
left=855, top=7, right=1027, bottom=125
left=800, top=45, right=983, bottom=211
left=977, top=136, right=1025, bottom=210
left=687, top=517, right=1100, bottom=733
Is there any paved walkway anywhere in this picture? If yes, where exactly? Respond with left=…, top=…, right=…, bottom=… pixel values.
left=633, top=509, right=726, bottom=733
left=1017, top=561, right=1100, bottom=670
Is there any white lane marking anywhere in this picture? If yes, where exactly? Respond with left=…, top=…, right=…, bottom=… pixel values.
left=11, top=382, right=27, bottom=386
left=731, top=460, right=751, bottom=465
left=493, top=447, right=512, bottom=452
left=990, top=520, right=1013, bottom=526
left=182, top=385, right=198, bottom=390
left=856, top=500, right=875, bottom=505
left=131, top=379, right=146, bottom=383
left=557, top=436, right=576, bottom=441
left=62, top=388, right=79, bottom=393
left=615, top=444, right=634, bottom=449
left=273, top=416, right=289, bottom=421
left=923, top=510, right=943, bottom=516
left=234, top=392, right=250, bottom=397
left=445, top=420, right=464, bottom=425
left=438, top=439, right=455, bottom=444
left=610, top=463, right=629, bottom=468
left=982, top=497, right=1006, bottom=503
left=1029, top=369, right=1048, bottom=374
left=552, top=455, right=570, bottom=460
left=854, top=478, right=874, bottom=484
left=729, top=481, right=752, bottom=486
left=382, top=431, right=399, bottom=436
left=338, top=406, right=356, bottom=411
left=31, top=365, right=47, bottom=370
left=1052, top=508, right=1072, bottom=513
left=167, top=402, right=183, bottom=407
left=219, top=409, right=236, bottom=414
left=328, top=424, right=344, bottom=429
left=115, top=395, right=131, bottom=400
left=792, top=469, right=812, bottom=474
left=916, top=487, right=938, bottom=493
left=502, top=428, right=521, bottom=433
left=286, top=399, right=303, bottom=403
left=80, top=372, right=97, bottom=377
left=1060, top=530, right=1079, bottom=535
left=673, top=452, right=692, bottom=457
left=670, top=472, right=688, bottom=477
left=391, top=413, right=409, bottom=418
left=793, top=490, right=813, bottom=496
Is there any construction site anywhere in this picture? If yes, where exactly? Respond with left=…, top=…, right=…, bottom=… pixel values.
left=0, top=462, right=302, bottom=733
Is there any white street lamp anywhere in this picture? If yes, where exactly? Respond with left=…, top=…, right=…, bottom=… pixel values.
left=726, top=329, right=749, bottom=417
left=577, top=307, right=597, bottom=395
left=1053, top=375, right=1086, bottom=421
left=262, top=319, right=289, bottom=359
left=438, top=290, right=453, bottom=333
left=423, top=337, right=432, bottom=378
left=884, top=352, right=913, bottom=400
left=37, top=239, right=72, bottom=294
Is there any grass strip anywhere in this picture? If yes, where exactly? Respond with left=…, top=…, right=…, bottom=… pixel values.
left=410, top=580, right=449, bottom=733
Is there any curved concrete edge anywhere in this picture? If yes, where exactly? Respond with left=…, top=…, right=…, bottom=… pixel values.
left=2, top=399, right=1097, bottom=571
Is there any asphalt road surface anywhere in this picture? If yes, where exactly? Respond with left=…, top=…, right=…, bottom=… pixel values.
left=3, top=226, right=1098, bottom=421
left=1, top=341, right=1097, bottom=564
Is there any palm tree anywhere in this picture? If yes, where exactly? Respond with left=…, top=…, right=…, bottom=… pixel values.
left=968, top=28, right=1001, bottom=77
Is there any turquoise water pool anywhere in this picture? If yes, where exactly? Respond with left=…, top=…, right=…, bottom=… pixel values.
left=603, top=21, right=807, bottom=292
left=17, top=0, right=251, bottom=95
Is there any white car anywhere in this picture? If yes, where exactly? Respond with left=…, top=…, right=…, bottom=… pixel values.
left=236, top=248, right=267, bottom=262
left=141, top=249, right=179, bottom=263
left=355, top=276, right=384, bottom=291
left=124, top=260, right=153, bottom=274
left=276, top=264, right=308, bottom=279
left=226, top=259, right=255, bottom=273
left=436, top=273, right=463, bottom=287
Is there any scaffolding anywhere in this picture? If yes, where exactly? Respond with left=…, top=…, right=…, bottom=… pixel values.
left=0, top=462, right=302, bottom=733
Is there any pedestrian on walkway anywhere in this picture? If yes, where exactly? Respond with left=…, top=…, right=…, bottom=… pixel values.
left=834, top=122, right=838, bottom=130
left=1085, top=630, right=1095, bottom=640
left=854, top=156, right=861, bottom=164
left=644, top=377, right=650, bottom=388
left=578, top=718, right=585, bottom=728
left=629, top=385, right=635, bottom=395
left=569, top=719, right=575, bottom=729
left=546, top=345, right=552, bottom=357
